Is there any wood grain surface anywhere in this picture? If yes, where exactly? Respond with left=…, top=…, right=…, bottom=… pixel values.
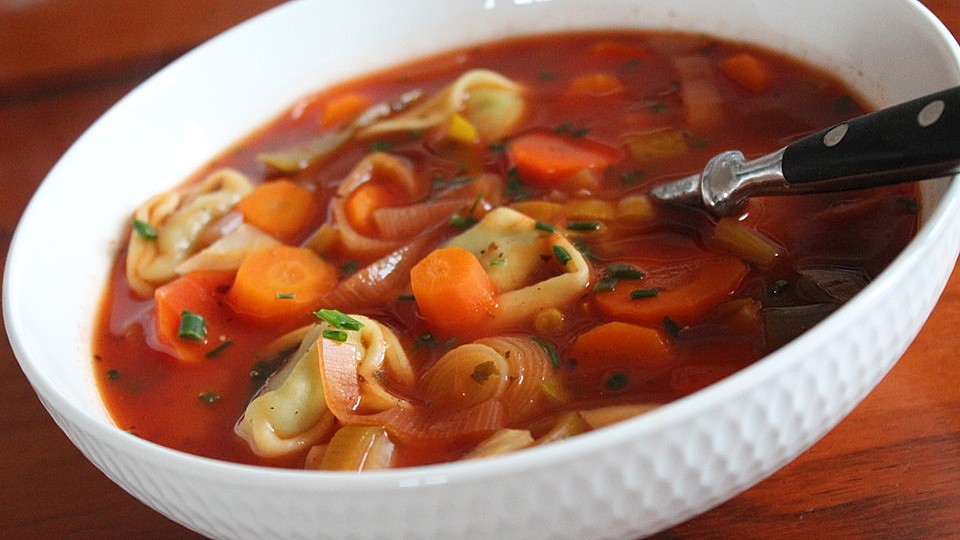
left=1, top=1, right=958, bottom=538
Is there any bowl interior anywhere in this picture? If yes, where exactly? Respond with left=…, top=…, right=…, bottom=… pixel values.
left=6, top=0, right=959, bottom=475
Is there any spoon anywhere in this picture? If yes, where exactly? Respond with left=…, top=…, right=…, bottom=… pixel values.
left=650, top=86, right=960, bottom=216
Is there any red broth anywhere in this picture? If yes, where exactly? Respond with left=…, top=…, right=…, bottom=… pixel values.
left=94, top=31, right=918, bottom=469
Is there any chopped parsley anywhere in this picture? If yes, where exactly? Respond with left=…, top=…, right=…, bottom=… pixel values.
left=276, top=292, right=296, bottom=299
left=106, top=369, right=120, bottom=380
left=471, top=361, right=499, bottom=383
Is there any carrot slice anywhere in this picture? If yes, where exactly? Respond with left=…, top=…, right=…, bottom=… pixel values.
left=593, top=255, right=749, bottom=327
left=409, top=246, right=499, bottom=336
left=507, top=130, right=620, bottom=187
left=235, top=179, right=318, bottom=241
left=321, top=92, right=371, bottom=127
left=719, top=53, right=771, bottom=92
left=154, top=270, right=235, bottom=362
left=566, top=72, right=625, bottom=96
left=226, top=245, right=338, bottom=324
left=344, top=182, right=396, bottom=236
left=568, top=321, right=673, bottom=393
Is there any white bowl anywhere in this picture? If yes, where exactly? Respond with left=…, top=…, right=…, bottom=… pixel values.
left=6, top=1, right=960, bottom=538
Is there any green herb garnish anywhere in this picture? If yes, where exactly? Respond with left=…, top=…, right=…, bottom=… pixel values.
left=314, top=309, right=363, bottom=330
left=178, top=310, right=207, bottom=342
left=768, top=279, right=790, bottom=297
left=205, top=339, right=233, bottom=359
left=106, top=369, right=120, bottom=380
left=535, top=221, right=556, bottom=233
left=630, top=288, right=659, bottom=299
left=276, top=292, right=296, bottom=299
left=605, top=372, right=629, bottom=391
left=567, top=221, right=601, bottom=231
left=531, top=337, right=562, bottom=369
left=321, top=329, right=349, bottom=342
left=198, top=391, right=221, bottom=404
left=594, top=275, right=619, bottom=293
left=604, top=263, right=644, bottom=280
left=132, top=219, right=158, bottom=240
left=552, top=245, right=572, bottom=265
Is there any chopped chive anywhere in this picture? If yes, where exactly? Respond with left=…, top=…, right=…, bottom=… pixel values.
left=369, top=140, right=392, bottom=152
left=567, top=221, right=601, bottom=231
left=768, top=279, right=790, bottom=297
left=594, top=275, right=618, bottom=293
left=414, top=333, right=440, bottom=349
left=488, top=258, right=506, bottom=266
left=605, top=372, right=629, bottom=391
left=396, top=293, right=416, bottom=302
left=451, top=214, right=478, bottom=229
left=573, top=240, right=597, bottom=262
left=314, top=309, right=363, bottom=330
left=321, top=329, right=349, bottom=342
left=487, top=142, right=506, bottom=152
left=896, top=197, right=919, bottom=214
left=205, top=339, right=234, bottom=359
left=132, top=219, right=158, bottom=240
left=178, top=311, right=207, bottom=342
left=531, top=337, right=562, bottom=369
left=650, top=101, right=668, bottom=113
left=535, top=221, right=556, bottom=233
left=604, top=263, right=644, bottom=280
left=198, top=391, right=221, bottom=405
left=505, top=167, right=532, bottom=201
left=106, top=369, right=120, bottom=380
left=340, top=261, right=359, bottom=275
left=552, top=245, right=572, bottom=265
left=630, top=288, right=659, bottom=299
left=276, top=292, right=296, bottom=299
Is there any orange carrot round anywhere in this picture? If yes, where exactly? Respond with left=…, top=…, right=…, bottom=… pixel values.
left=344, top=182, right=396, bottom=236
left=235, top=179, right=318, bottom=241
left=507, top=130, right=620, bottom=187
left=227, top=245, right=337, bottom=324
left=409, top=246, right=499, bottom=336
left=719, top=53, right=771, bottom=92
left=568, top=321, right=673, bottom=393
left=593, top=255, right=749, bottom=327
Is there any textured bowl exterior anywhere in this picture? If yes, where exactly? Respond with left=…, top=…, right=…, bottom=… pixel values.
left=6, top=1, right=960, bottom=539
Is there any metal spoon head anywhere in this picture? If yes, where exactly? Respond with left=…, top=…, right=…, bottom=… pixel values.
left=649, top=173, right=703, bottom=206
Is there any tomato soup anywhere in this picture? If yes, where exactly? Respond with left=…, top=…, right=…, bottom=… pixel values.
left=94, top=31, right=918, bottom=469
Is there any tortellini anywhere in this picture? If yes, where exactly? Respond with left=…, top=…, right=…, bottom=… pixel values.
left=446, top=207, right=591, bottom=330
left=360, top=69, right=526, bottom=144
left=236, top=315, right=414, bottom=458
left=126, top=168, right=253, bottom=297
left=235, top=325, right=334, bottom=458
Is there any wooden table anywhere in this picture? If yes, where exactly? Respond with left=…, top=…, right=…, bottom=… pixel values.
left=2, top=1, right=958, bottom=538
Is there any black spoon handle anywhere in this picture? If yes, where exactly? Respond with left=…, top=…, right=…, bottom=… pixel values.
left=781, top=86, right=960, bottom=187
